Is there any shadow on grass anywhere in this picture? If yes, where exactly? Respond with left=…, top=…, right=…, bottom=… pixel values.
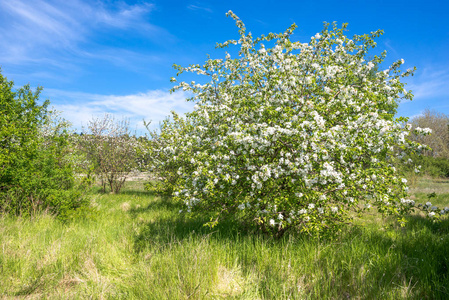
left=131, top=195, right=449, bottom=298
left=120, top=189, right=155, bottom=197
left=86, top=183, right=155, bottom=197
left=406, top=213, right=449, bottom=234
left=131, top=197, right=271, bottom=253
left=335, top=216, right=449, bottom=299
left=11, top=269, right=45, bottom=297
left=252, top=217, right=449, bottom=299
left=132, top=213, right=262, bottom=253
left=128, top=196, right=179, bottom=218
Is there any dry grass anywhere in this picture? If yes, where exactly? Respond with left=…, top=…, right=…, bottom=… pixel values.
left=409, top=176, right=449, bottom=194
left=120, top=202, right=131, bottom=212
left=212, top=265, right=245, bottom=298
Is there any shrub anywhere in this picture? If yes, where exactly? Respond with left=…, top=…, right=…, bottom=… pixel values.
left=150, top=12, right=446, bottom=236
left=401, top=154, right=449, bottom=178
left=0, top=70, right=89, bottom=218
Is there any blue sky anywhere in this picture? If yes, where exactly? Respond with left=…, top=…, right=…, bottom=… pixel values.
left=1, top=0, right=448, bottom=133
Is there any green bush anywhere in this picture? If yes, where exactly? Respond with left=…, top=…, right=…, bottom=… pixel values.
left=418, top=157, right=449, bottom=178
left=401, top=154, right=449, bottom=178
left=0, top=70, right=89, bottom=219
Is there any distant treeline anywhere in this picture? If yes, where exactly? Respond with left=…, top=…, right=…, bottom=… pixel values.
left=405, top=109, right=449, bottom=177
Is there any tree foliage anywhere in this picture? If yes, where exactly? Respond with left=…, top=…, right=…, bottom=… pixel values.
left=144, top=113, right=194, bottom=195
left=0, top=70, right=88, bottom=218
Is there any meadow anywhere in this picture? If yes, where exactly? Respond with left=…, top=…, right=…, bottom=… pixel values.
left=1, top=177, right=448, bottom=299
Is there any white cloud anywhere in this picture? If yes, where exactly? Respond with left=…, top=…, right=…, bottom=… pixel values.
left=397, top=64, right=449, bottom=118
left=407, top=66, right=449, bottom=100
left=45, top=89, right=194, bottom=134
left=0, top=0, right=170, bottom=66
left=383, top=39, right=399, bottom=57
left=187, top=4, right=213, bottom=13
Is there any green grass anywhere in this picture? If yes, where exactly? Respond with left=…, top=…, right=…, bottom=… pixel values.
left=1, top=179, right=449, bottom=299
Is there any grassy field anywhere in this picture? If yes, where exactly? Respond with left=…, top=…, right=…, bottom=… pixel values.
left=1, top=178, right=449, bottom=299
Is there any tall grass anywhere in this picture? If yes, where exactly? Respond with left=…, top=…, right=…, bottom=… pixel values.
left=1, top=179, right=448, bottom=299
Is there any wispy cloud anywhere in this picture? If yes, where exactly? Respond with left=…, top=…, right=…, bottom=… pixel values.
left=0, top=0, right=84, bottom=47
left=187, top=4, right=213, bottom=13
left=0, top=0, right=170, bottom=69
left=94, top=2, right=155, bottom=29
left=44, top=88, right=194, bottom=134
left=407, top=66, right=449, bottom=100
left=397, top=64, right=449, bottom=118
left=383, top=39, right=399, bottom=57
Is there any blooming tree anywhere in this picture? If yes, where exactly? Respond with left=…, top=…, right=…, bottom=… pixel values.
left=145, top=113, right=196, bottom=195
left=151, top=12, right=447, bottom=236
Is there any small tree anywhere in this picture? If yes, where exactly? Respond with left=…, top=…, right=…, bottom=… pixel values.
left=150, top=12, right=447, bottom=237
left=80, top=114, right=139, bottom=193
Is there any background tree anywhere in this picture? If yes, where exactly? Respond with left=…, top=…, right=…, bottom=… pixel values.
left=401, top=109, right=449, bottom=178
left=409, top=109, right=449, bottom=158
left=80, top=114, right=139, bottom=193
